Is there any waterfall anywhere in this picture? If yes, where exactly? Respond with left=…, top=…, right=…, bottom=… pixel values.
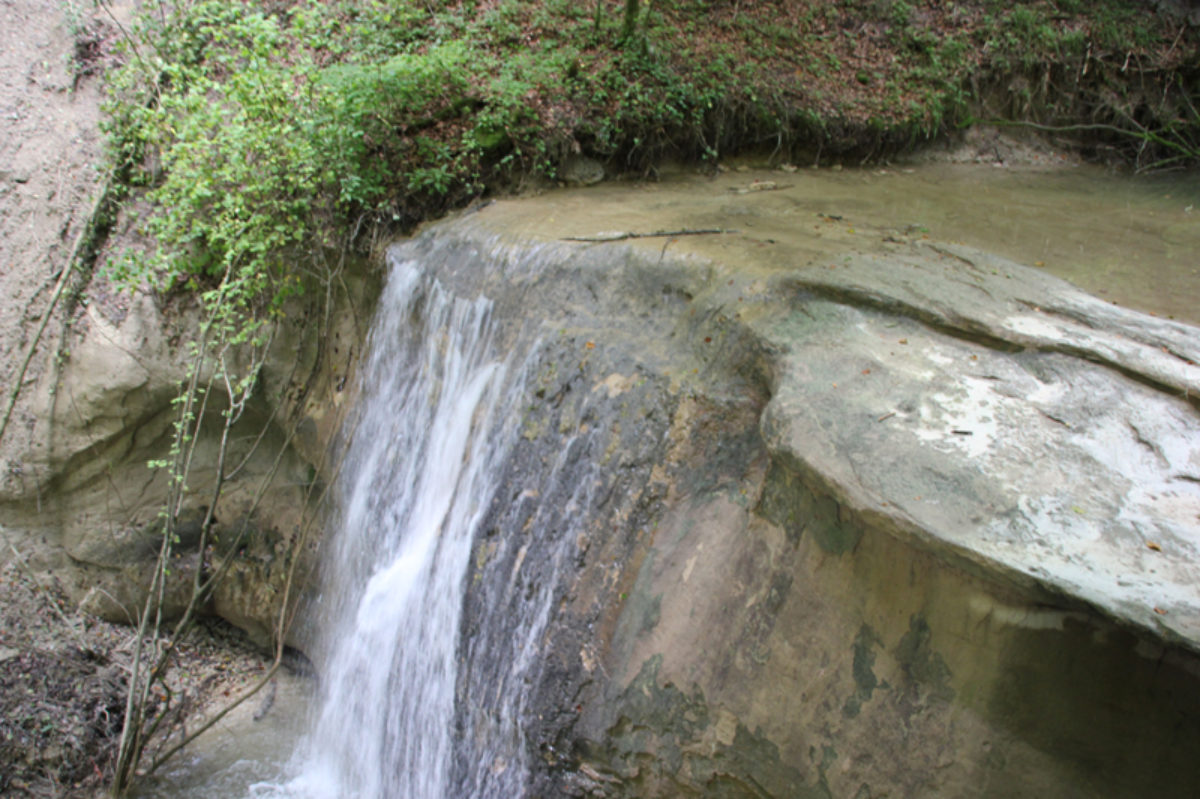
left=267, top=252, right=525, bottom=799
left=227, top=228, right=618, bottom=799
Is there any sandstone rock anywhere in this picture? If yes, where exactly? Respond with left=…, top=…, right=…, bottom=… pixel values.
left=7, top=155, right=1200, bottom=794
left=1, top=266, right=357, bottom=647
left=406, top=202, right=1200, bottom=797
left=761, top=244, right=1200, bottom=649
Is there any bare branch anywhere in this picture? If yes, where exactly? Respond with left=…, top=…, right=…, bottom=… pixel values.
left=562, top=227, right=738, bottom=242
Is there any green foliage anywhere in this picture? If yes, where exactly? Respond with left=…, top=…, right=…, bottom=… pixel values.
left=100, top=0, right=1199, bottom=324
left=889, top=1, right=913, bottom=28
left=315, top=42, right=473, bottom=207
left=622, top=0, right=641, bottom=42
left=103, top=2, right=485, bottom=323
left=986, top=5, right=1062, bottom=68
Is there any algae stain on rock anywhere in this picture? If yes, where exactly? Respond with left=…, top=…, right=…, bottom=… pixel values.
left=598, top=655, right=825, bottom=798
left=842, top=624, right=884, bottom=718
left=756, top=456, right=862, bottom=554
left=895, top=614, right=955, bottom=703
left=600, top=654, right=710, bottom=781
left=614, top=549, right=665, bottom=646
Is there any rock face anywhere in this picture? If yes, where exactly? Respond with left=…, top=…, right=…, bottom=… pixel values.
left=764, top=243, right=1200, bottom=650
left=0, top=243, right=372, bottom=646
left=391, top=197, right=1200, bottom=797
left=559, top=155, right=606, bottom=186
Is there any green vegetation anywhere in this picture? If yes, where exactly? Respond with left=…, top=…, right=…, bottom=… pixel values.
left=102, top=0, right=1198, bottom=310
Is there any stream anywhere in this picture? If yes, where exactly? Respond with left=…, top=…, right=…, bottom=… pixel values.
left=131, top=161, right=1200, bottom=798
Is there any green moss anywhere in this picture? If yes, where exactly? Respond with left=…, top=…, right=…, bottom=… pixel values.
left=895, top=614, right=955, bottom=702
left=757, top=456, right=864, bottom=555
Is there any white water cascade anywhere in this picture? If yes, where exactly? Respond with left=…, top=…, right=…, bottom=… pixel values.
left=268, top=255, right=524, bottom=799
left=129, top=234, right=607, bottom=799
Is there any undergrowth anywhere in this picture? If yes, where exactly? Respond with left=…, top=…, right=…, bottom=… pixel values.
left=96, top=0, right=1200, bottom=579
left=100, top=0, right=1198, bottom=313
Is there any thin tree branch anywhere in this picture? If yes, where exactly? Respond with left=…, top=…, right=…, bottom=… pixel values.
left=561, top=227, right=738, bottom=242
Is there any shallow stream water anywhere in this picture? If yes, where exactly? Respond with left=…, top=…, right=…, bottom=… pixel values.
left=131, top=161, right=1200, bottom=799
left=801, top=162, right=1200, bottom=323
left=492, top=161, right=1200, bottom=324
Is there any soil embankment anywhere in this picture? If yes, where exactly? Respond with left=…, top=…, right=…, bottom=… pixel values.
left=0, top=2, right=125, bottom=789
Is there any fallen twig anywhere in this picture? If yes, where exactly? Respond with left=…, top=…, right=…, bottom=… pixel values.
left=728, top=181, right=789, bottom=193
left=562, top=227, right=737, bottom=243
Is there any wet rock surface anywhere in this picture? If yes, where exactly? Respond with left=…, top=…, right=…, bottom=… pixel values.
left=411, top=186, right=1200, bottom=798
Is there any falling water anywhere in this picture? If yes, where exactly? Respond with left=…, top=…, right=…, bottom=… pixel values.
left=269, top=252, right=524, bottom=799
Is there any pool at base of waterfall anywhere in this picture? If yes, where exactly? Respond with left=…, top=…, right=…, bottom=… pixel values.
left=129, top=674, right=311, bottom=799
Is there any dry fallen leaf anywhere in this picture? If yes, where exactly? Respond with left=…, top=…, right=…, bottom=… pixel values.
left=1147, top=542, right=1162, bottom=552
left=1154, top=607, right=1168, bottom=616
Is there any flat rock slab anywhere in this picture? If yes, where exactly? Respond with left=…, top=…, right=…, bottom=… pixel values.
left=784, top=241, right=1200, bottom=398
left=759, top=246, right=1200, bottom=651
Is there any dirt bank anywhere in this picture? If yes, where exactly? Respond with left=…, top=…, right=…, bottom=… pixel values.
left=0, top=556, right=281, bottom=797
left=0, top=0, right=114, bottom=454
left=0, top=3, right=281, bottom=794
left=1, top=2, right=124, bottom=788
